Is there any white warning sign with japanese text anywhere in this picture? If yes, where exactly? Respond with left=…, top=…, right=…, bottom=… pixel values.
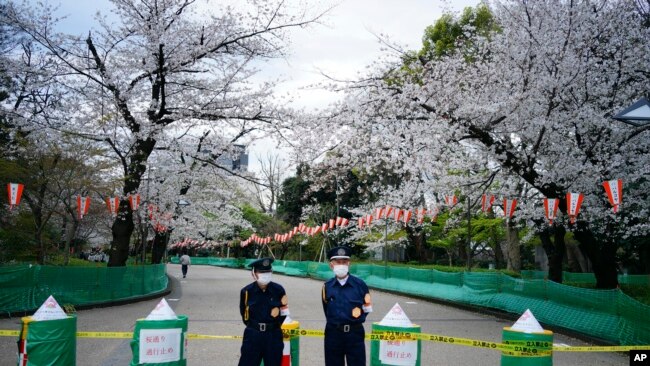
left=139, top=328, right=182, bottom=363
left=378, top=303, right=417, bottom=365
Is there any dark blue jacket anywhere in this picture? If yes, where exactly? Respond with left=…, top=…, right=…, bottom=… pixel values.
left=239, top=282, right=288, bottom=326
left=321, top=275, right=372, bottom=325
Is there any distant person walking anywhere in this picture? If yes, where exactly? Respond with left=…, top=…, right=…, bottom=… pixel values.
left=180, top=251, right=191, bottom=278
left=322, top=246, right=373, bottom=366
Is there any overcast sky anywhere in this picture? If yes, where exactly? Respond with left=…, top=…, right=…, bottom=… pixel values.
left=49, top=0, right=479, bottom=172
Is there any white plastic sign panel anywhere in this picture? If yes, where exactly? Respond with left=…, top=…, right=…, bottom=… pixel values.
left=32, top=295, right=67, bottom=321
left=379, top=340, right=418, bottom=366
left=139, top=328, right=182, bottom=363
left=379, top=303, right=413, bottom=327
left=511, top=309, right=544, bottom=333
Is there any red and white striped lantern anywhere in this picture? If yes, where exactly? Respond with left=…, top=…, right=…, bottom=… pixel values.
left=445, top=195, right=457, bottom=208
left=393, top=208, right=403, bottom=222
left=402, top=210, right=412, bottom=224
left=105, top=197, right=120, bottom=217
left=566, top=192, right=584, bottom=224
left=341, top=218, right=349, bottom=227
left=365, top=214, right=373, bottom=226
left=543, top=198, right=559, bottom=225
left=7, top=183, right=24, bottom=210
left=77, top=195, right=91, bottom=220
left=602, top=179, right=623, bottom=213
left=503, top=198, right=517, bottom=218
left=128, top=194, right=141, bottom=211
left=481, top=194, right=495, bottom=212
left=374, top=207, right=384, bottom=220
left=385, top=206, right=394, bottom=218
left=416, top=208, right=426, bottom=224
left=358, top=217, right=365, bottom=229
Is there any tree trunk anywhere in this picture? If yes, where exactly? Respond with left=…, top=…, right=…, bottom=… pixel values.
left=565, top=242, right=587, bottom=272
left=405, top=226, right=428, bottom=263
left=151, top=230, right=169, bottom=264
left=534, top=245, right=548, bottom=271
left=108, top=201, right=134, bottom=267
left=63, top=219, right=80, bottom=266
left=501, top=221, right=521, bottom=272
left=574, top=223, right=618, bottom=289
left=539, top=226, right=565, bottom=283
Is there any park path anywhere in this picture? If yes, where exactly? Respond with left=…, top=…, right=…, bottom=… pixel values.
left=0, top=264, right=627, bottom=365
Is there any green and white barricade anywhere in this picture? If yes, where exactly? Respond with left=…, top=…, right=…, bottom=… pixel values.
left=371, top=303, right=421, bottom=366
left=501, top=309, right=553, bottom=366
left=282, top=319, right=300, bottom=366
left=18, top=295, right=76, bottom=366
left=130, top=299, right=188, bottom=366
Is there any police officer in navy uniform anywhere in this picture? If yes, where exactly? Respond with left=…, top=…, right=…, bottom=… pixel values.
left=238, top=257, right=289, bottom=366
left=322, top=246, right=373, bottom=366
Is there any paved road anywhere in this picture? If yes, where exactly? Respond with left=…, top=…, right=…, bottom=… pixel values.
left=0, top=264, right=627, bottom=365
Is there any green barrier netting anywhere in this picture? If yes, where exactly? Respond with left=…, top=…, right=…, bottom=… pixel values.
left=130, top=315, right=188, bottom=366
left=165, top=257, right=650, bottom=345
left=0, top=264, right=168, bottom=314
left=20, top=315, right=77, bottom=366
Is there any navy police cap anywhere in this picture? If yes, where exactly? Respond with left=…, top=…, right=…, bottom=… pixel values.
left=249, top=257, right=274, bottom=271
left=328, top=246, right=351, bottom=260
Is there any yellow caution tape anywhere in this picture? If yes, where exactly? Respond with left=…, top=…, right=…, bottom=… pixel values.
left=76, top=331, right=132, bottom=339
left=1, top=328, right=649, bottom=356
left=187, top=333, right=243, bottom=340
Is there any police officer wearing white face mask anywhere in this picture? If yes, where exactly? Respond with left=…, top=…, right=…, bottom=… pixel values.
left=322, top=246, right=373, bottom=366
left=238, top=257, right=289, bottom=366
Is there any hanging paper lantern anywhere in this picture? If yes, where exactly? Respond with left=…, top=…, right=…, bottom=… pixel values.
left=543, top=198, right=559, bottom=225
left=393, top=208, right=403, bottom=222
left=341, top=218, right=349, bottom=226
left=365, top=214, right=373, bottom=226
left=374, top=207, right=384, bottom=220
left=416, top=208, right=426, bottom=224
left=566, top=192, right=584, bottom=224
left=429, top=206, right=439, bottom=222
left=329, top=219, right=335, bottom=228
left=7, top=183, right=24, bottom=210
left=77, top=195, right=91, bottom=220
left=402, top=210, right=413, bottom=224
left=503, top=198, right=517, bottom=218
left=358, top=217, right=365, bottom=229
left=385, top=206, right=394, bottom=218
left=128, top=194, right=141, bottom=211
left=481, top=194, right=495, bottom=212
left=148, top=204, right=158, bottom=220
left=313, top=226, right=321, bottom=235
left=105, top=197, right=120, bottom=217
left=602, top=179, right=623, bottom=213
left=335, top=217, right=342, bottom=226
left=293, top=226, right=299, bottom=235
left=445, top=195, right=457, bottom=207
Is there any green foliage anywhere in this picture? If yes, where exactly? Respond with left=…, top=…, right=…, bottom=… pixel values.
left=418, top=3, right=500, bottom=62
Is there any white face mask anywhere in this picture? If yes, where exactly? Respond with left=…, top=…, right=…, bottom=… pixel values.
left=256, top=272, right=272, bottom=286
left=333, top=264, right=349, bottom=278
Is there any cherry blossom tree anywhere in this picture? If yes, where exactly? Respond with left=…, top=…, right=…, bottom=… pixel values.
left=1, top=0, right=326, bottom=266
left=292, top=0, right=650, bottom=288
